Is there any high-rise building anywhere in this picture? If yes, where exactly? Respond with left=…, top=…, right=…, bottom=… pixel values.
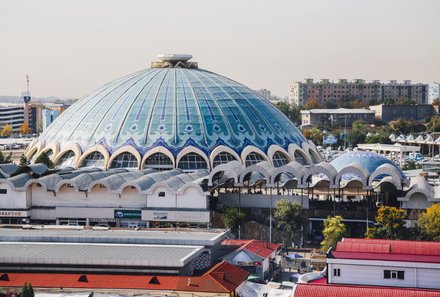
left=429, top=82, right=440, bottom=104
left=0, top=103, right=25, bottom=131
left=255, top=88, right=271, bottom=101
left=42, top=108, right=61, bottom=130
left=289, top=79, right=428, bottom=106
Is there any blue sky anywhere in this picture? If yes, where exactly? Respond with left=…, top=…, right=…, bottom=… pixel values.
left=1, top=0, right=439, bottom=98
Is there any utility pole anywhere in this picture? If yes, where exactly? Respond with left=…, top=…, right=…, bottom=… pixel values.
left=344, top=113, right=347, bottom=150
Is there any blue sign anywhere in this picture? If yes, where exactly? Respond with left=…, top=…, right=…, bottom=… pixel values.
left=340, top=132, right=348, bottom=141
left=323, top=134, right=338, bottom=144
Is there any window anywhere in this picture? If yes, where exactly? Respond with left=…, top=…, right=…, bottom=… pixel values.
left=213, top=152, right=237, bottom=168
left=80, top=151, right=105, bottom=168
left=178, top=153, right=208, bottom=171
left=110, top=152, right=138, bottom=168
left=0, top=189, right=6, bottom=194
left=272, top=151, right=289, bottom=167
left=384, top=270, right=404, bottom=280
left=294, top=151, right=309, bottom=165
left=145, top=153, right=173, bottom=171
left=158, top=191, right=166, bottom=197
left=333, top=268, right=341, bottom=277
left=245, top=152, right=265, bottom=167
left=56, top=151, right=75, bottom=168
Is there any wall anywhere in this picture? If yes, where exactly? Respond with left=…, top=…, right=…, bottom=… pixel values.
left=0, top=184, right=27, bottom=209
left=218, top=193, right=308, bottom=209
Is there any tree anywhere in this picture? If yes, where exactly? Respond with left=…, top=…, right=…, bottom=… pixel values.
left=276, top=102, right=301, bottom=125
left=274, top=199, right=306, bottom=244
left=390, top=119, right=425, bottom=134
left=222, top=207, right=245, bottom=234
left=34, top=151, right=54, bottom=168
left=347, top=120, right=366, bottom=146
left=303, top=127, right=323, bottom=146
left=320, top=216, right=347, bottom=253
left=304, top=98, right=320, bottom=110
left=1, top=124, right=13, bottom=137
left=18, top=122, right=32, bottom=135
left=21, top=282, right=34, bottom=297
left=427, top=116, right=440, bottom=133
left=366, top=206, right=406, bottom=239
left=418, top=204, right=440, bottom=241
left=19, top=154, right=29, bottom=167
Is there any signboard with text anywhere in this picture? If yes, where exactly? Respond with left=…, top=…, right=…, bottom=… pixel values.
left=0, top=210, right=29, bottom=217
left=114, top=209, right=141, bottom=219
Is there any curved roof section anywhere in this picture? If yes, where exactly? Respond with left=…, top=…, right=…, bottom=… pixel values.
left=39, top=62, right=307, bottom=158
left=330, top=151, right=405, bottom=178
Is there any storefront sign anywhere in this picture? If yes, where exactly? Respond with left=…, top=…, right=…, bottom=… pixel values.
left=153, top=212, right=168, bottom=220
left=89, top=218, right=116, bottom=223
left=0, top=210, right=28, bottom=217
left=114, top=209, right=141, bottom=219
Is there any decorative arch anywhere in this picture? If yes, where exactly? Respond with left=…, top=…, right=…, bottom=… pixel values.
left=308, top=149, right=321, bottom=164
left=208, top=161, right=244, bottom=187
left=302, top=162, right=338, bottom=188
left=270, top=161, right=308, bottom=188
left=22, top=180, right=47, bottom=191
left=41, top=142, right=60, bottom=160
left=145, top=181, right=176, bottom=195
left=53, top=144, right=82, bottom=168
left=368, top=164, right=404, bottom=190
left=26, top=146, right=39, bottom=164
left=240, top=146, right=269, bottom=165
left=76, top=144, right=110, bottom=168
left=238, top=161, right=274, bottom=186
left=210, top=146, right=241, bottom=168
left=301, top=142, right=316, bottom=164
left=176, top=183, right=206, bottom=195
left=107, top=146, right=142, bottom=170
left=288, top=144, right=311, bottom=165
left=26, top=141, right=44, bottom=162
left=141, top=146, right=175, bottom=169
left=267, top=145, right=292, bottom=167
left=176, top=146, right=210, bottom=171
left=335, top=163, right=370, bottom=189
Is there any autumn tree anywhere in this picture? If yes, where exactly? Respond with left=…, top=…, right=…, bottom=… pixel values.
left=418, top=204, right=440, bottom=241
left=304, top=98, right=320, bottom=110
left=1, top=125, right=13, bottom=137
left=18, top=122, right=32, bottom=135
left=366, top=206, right=406, bottom=239
left=274, top=199, right=306, bottom=245
left=321, top=216, right=348, bottom=253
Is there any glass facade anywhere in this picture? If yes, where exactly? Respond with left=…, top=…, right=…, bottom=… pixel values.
left=294, top=151, right=309, bottom=165
left=144, top=153, right=173, bottom=171
left=56, top=151, right=75, bottom=168
left=178, top=153, right=207, bottom=171
left=245, top=152, right=265, bottom=167
left=80, top=152, right=105, bottom=168
left=272, top=151, right=289, bottom=167
left=213, top=152, right=237, bottom=168
left=110, top=152, right=138, bottom=168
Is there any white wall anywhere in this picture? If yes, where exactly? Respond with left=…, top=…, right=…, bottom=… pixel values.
left=177, top=187, right=207, bottom=209
left=120, top=187, right=147, bottom=208
left=328, top=261, right=440, bottom=289
left=148, top=186, right=176, bottom=208
left=0, top=184, right=27, bottom=209
left=405, top=193, right=431, bottom=210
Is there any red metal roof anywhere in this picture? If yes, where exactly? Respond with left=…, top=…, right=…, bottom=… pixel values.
left=295, top=283, right=440, bottom=297
left=222, top=239, right=280, bottom=259
left=0, top=261, right=248, bottom=294
left=221, top=239, right=252, bottom=246
left=332, top=238, right=440, bottom=263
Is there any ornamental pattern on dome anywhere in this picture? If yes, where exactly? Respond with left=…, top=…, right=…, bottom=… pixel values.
left=40, top=67, right=307, bottom=157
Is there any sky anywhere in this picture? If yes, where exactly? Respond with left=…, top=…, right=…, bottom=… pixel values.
left=1, top=0, right=440, bottom=99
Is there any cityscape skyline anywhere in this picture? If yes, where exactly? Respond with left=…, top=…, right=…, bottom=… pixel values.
left=1, top=0, right=440, bottom=99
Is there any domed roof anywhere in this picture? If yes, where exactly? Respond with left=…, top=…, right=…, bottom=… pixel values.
left=330, top=151, right=405, bottom=176
left=38, top=56, right=309, bottom=162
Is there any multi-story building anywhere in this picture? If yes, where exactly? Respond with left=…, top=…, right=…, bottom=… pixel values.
left=0, top=104, right=25, bottom=131
left=300, top=108, right=375, bottom=127
left=42, top=103, right=66, bottom=130
left=289, top=79, right=428, bottom=106
left=255, top=88, right=271, bottom=101
left=429, top=82, right=440, bottom=104
left=369, top=104, right=436, bottom=122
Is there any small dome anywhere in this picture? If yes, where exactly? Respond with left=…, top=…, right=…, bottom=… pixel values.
left=331, top=151, right=405, bottom=177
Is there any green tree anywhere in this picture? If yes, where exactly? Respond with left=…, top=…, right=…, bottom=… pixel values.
left=418, top=204, right=440, bottom=241
left=303, top=127, right=323, bottom=146
left=34, top=151, right=54, bottom=168
left=4, top=152, right=12, bottom=163
left=366, top=206, right=406, bottom=239
left=427, top=116, right=440, bottom=133
left=222, top=207, right=245, bottom=234
left=19, top=154, right=29, bottom=167
left=274, top=199, right=306, bottom=244
left=347, top=120, right=366, bottom=146
left=320, top=216, right=347, bottom=253
left=276, top=102, right=301, bottom=125
left=390, top=119, right=425, bottom=134
left=21, top=282, right=34, bottom=297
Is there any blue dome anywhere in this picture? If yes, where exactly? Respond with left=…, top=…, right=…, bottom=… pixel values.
left=37, top=56, right=311, bottom=169
left=330, top=151, right=405, bottom=177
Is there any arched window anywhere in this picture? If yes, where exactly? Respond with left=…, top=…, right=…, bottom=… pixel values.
left=309, top=149, right=320, bottom=164
left=294, top=150, right=309, bottom=165
left=110, top=152, right=138, bottom=168
left=145, top=153, right=174, bottom=171
left=245, top=152, right=265, bottom=167
left=80, top=151, right=105, bottom=168
left=178, top=153, right=207, bottom=171
left=213, top=152, right=237, bottom=168
left=56, top=151, right=76, bottom=168
left=272, top=151, right=289, bottom=167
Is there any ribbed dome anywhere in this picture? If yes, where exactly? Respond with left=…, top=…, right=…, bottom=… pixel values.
left=31, top=55, right=317, bottom=170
